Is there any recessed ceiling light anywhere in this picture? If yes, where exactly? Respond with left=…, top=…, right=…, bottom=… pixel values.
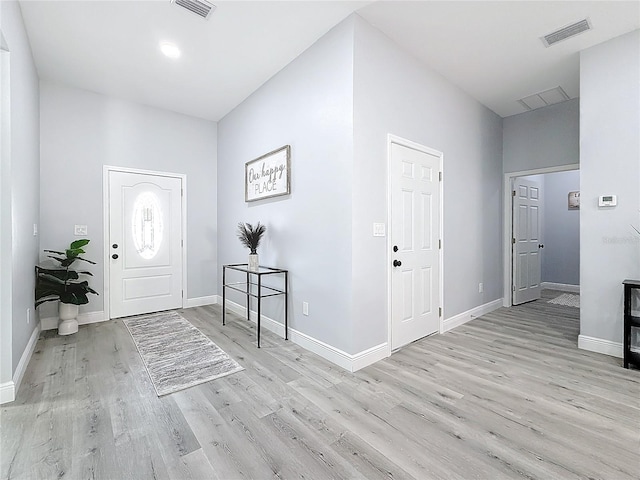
left=160, top=42, right=181, bottom=59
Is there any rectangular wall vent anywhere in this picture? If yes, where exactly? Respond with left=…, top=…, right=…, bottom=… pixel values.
left=542, top=19, right=592, bottom=47
left=518, top=86, right=570, bottom=112
left=172, top=0, right=216, bottom=20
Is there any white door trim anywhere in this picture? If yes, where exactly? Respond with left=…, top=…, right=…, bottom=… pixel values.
left=386, top=134, right=444, bottom=356
left=502, top=164, right=579, bottom=307
left=103, top=165, right=187, bottom=320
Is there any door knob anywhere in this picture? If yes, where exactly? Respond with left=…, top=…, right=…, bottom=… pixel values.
left=112, top=254, right=119, bottom=260
left=393, top=259, right=402, bottom=267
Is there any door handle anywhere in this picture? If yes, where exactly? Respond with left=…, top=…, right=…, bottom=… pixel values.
left=393, top=259, right=402, bottom=267
left=112, top=254, right=119, bottom=260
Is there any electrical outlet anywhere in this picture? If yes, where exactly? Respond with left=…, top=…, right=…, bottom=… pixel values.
left=479, top=282, right=484, bottom=293
left=302, top=302, right=309, bottom=316
left=26, top=308, right=30, bottom=324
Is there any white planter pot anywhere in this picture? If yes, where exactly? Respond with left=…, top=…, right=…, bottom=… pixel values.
left=58, top=303, right=79, bottom=335
left=248, top=254, right=259, bottom=272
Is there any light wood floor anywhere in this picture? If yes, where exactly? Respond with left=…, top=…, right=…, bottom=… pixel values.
left=2, top=291, right=639, bottom=479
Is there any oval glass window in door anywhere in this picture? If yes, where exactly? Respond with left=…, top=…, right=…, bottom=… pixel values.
left=131, top=191, right=164, bottom=259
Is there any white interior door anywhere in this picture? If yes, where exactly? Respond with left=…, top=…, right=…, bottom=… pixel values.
left=391, top=142, right=441, bottom=350
left=108, top=170, right=183, bottom=318
left=512, top=177, right=542, bottom=305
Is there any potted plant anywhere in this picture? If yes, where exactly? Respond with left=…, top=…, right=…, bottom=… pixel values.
left=236, top=222, right=266, bottom=271
left=35, top=239, right=98, bottom=335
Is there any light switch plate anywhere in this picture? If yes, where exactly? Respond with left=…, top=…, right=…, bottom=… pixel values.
left=74, top=224, right=88, bottom=236
left=373, top=223, right=386, bottom=237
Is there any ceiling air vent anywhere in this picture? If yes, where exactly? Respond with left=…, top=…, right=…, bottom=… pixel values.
left=172, top=0, right=216, bottom=20
left=542, top=19, right=592, bottom=47
left=518, top=86, right=570, bottom=112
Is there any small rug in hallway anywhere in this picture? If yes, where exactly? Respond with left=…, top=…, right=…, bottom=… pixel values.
left=547, top=293, right=580, bottom=308
left=123, top=311, right=243, bottom=396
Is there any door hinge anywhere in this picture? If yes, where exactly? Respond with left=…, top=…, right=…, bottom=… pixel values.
left=182, top=290, right=184, bottom=298
left=439, top=307, right=442, bottom=317
left=181, top=239, right=183, bottom=247
left=512, top=285, right=516, bottom=291
left=512, top=190, right=516, bottom=197
left=439, top=239, right=442, bottom=249
left=181, top=188, right=184, bottom=197
left=439, top=171, right=443, bottom=181
left=512, top=238, right=516, bottom=245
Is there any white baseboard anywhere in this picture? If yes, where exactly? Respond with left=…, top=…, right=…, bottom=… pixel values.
left=223, top=299, right=388, bottom=372
left=541, top=282, right=580, bottom=293
left=578, top=335, right=623, bottom=358
left=12, top=325, right=40, bottom=396
left=442, top=298, right=504, bottom=333
left=184, top=295, right=219, bottom=308
left=40, top=310, right=107, bottom=331
left=0, top=382, right=14, bottom=405
left=1, top=324, right=40, bottom=405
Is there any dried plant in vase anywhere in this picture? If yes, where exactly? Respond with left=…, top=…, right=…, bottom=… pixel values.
left=237, top=222, right=266, bottom=271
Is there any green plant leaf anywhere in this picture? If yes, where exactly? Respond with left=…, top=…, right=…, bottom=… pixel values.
left=60, top=292, right=89, bottom=305
left=75, top=256, right=96, bottom=265
left=43, top=249, right=65, bottom=255
left=35, top=297, right=60, bottom=307
left=70, top=239, right=90, bottom=250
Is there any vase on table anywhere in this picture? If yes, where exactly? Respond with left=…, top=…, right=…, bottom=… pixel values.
left=248, top=253, right=259, bottom=272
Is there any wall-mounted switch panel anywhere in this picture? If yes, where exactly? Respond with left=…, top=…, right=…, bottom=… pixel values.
left=373, top=223, right=386, bottom=237
left=302, top=302, right=309, bottom=316
left=74, top=224, right=88, bottom=236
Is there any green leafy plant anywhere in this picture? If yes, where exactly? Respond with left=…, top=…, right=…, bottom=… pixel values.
left=236, top=222, right=266, bottom=254
left=35, top=239, right=98, bottom=306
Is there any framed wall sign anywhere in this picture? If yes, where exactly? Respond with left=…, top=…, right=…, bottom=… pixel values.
left=245, top=145, right=291, bottom=202
left=568, top=191, right=580, bottom=209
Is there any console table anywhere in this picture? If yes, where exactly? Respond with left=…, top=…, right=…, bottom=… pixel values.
left=623, top=279, right=640, bottom=369
left=222, top=264, right=288, bottom=348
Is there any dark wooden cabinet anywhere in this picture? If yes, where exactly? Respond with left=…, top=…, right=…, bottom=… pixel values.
left=623, top=279, right=640, bottom=369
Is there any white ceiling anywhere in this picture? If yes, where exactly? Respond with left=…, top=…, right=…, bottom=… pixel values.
left=18, top=1, right=640, bottom=121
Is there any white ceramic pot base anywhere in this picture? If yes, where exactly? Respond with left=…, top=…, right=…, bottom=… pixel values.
left=58, top=303, right=79, bottom=335
left=58, top=318, right=79, bottom=335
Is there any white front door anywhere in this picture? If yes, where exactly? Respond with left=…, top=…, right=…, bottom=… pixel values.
left=390, top=141, right=441, bottom=350
left=512, top=177, right=542, bottom=305
left=108, top=170, right=183, bottom=318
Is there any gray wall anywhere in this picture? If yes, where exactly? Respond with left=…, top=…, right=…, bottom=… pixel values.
left=217, top=17, right=355, bottom=352
left=352, top=16, right=504, bottom=351
left=39, top=82, right=218, bottom=318
left=218, top=14, right=505, bottom=355
left=542, top=170, right=580, bottom=286
left=503, top=98, right=579, bottom=174
left=0, top=1, right=40, bottom=384
left=580, top=30, right=640, bottom=344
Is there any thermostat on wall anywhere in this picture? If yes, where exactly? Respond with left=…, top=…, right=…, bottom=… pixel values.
left=598, top=195, right=617, bottom=207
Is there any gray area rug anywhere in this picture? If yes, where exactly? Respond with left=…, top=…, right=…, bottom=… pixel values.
left=123, top=311, right=243, bottom=396
left=547, top=293, right=580, bottom=308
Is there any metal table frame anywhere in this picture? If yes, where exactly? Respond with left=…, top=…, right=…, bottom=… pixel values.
left=222, top=264, right=288, bottom=348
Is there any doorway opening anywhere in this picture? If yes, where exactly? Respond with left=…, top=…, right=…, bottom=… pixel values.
left=503, top=164, right=580, bottom=307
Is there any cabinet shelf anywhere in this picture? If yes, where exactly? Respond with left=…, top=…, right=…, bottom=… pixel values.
left=623, top=279, right=640, bottom=369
